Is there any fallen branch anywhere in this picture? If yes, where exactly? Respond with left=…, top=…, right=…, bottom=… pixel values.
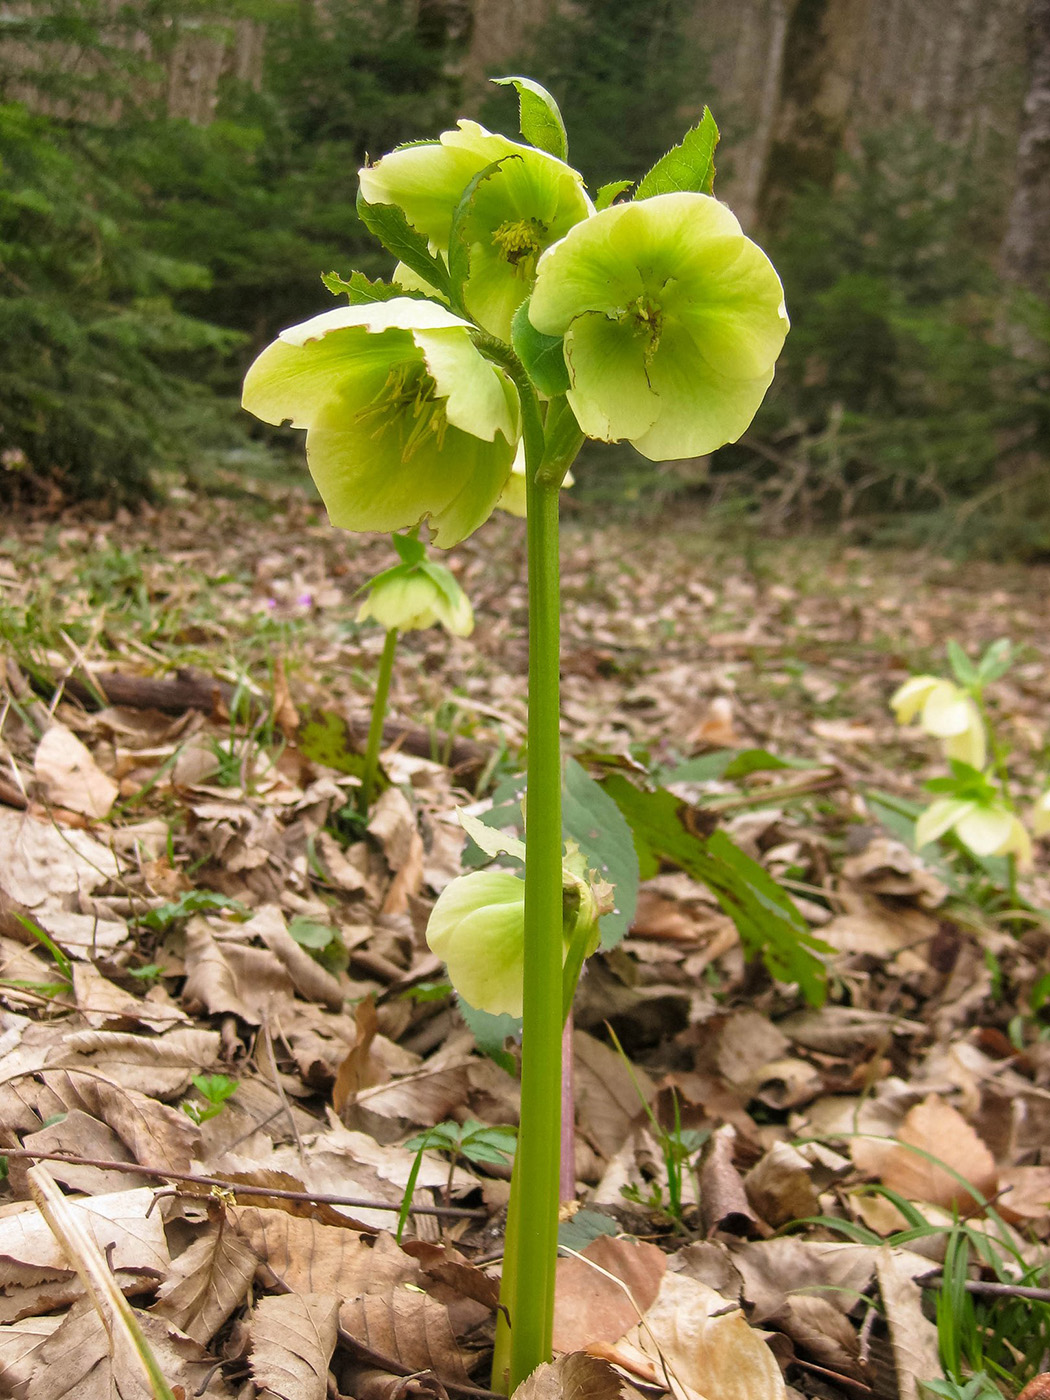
left=0, top=1147, right=486, bottom=1220
left=915, top=1270, right=1050, bottom=1305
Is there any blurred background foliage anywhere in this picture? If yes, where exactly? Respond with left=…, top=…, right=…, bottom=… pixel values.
left=1, top=0, right=1048, bottom=556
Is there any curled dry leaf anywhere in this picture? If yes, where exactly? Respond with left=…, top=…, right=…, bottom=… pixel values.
left=234, top=1210, right=420, bottom=1297
left=0, top=1185, right=169, bottom=1281
left=876, top=1248, right=941, bottom=1400
left=8, top=1109, right=149, bottom=1197
left=249, top=1291, right=340, bottom=1400
left=34, top=724, right=119, bottom=820
left=553, top=1236, right=666, bottom=1354
left=182, top=917, right=294, bottom=1024
left=700, top=1124, right=762, bottom=1239
left=46, top=1026, right=220, bottom=1099
left=593, top=1271, right=786, bottom=1400
left=39, top=1066, right=203, bottom=1171
left=338, top=1288, right=472, bottom=1382
left=851, top=1093, right=997, bottom=1213
left=0, top=807, right=119, bottom=912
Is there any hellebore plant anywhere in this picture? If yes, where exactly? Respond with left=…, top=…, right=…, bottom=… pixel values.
left=243, top=80, right=787, bottom=1390
left=355, top=531, right=473, bottom=812
left=890, top=639, right=1040, bottom=905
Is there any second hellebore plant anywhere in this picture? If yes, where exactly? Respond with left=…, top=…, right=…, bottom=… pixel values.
left=242, top=80, right=787, bottom=1392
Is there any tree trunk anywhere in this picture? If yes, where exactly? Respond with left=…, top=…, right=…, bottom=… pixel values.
left=1000, top=0, right=1050, bottom=294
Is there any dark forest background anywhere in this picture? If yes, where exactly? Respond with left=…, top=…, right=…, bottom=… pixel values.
left=2, top=0, right=1049, bottom=556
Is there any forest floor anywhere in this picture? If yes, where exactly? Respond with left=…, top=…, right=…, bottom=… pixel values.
left=2, top=480, right=1050, bottom=1400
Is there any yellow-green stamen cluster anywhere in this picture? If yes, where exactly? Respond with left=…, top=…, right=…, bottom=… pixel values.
left=356, top=363, right=448, bottom=461
left=492, top=217, right=548, bottom=277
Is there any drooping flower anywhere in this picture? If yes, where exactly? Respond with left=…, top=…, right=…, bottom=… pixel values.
left=891, top=676, right=986, bottom=770
left=1032, top=789, right=1050, bottom=838
left=358, top=121, right=594, bottom=342
left=426, top=861, right=602, bottom=1017
left=242, top=300, right=520, bottom=548
left=496, top=443, right=575, bottom=518
left=358, top=559, right=473, bottom=636
left=527, top=192, right=789, bottom=460
left=916, top=796, right=1033, bottom=868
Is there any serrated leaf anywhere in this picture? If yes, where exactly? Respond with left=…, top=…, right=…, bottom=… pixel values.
left=490, top=75, right=568, bottom=162
left=562, top=758, right=639, bottom=949
left=635, top=107, right=719, bottom=200
left=595, top=180, right=633, bottom=210
left=321, top=269, right=428, bottom=304
left=601, top=775, right=828, bottom=1005
left=447, top=156, right=520, bottom=312
left=511, top=298, right=570, bottom=396
left=457, top=809, right=527, bottom=864
left=355, top=190, right=451, bottom=299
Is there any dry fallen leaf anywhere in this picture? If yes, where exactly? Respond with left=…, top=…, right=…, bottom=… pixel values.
left=594, top=1271, right=786, bottom=1400
left=151, top=1219, right=258, bottom=1345
left=851, top=1094, right=997, bottom=1213
left=34, top=725, right=119, bottom=820
left=512, top=1351, right=645, bottom=1400
left=338, top=1287, right=472, bottom=1381
left=876, top=1247, right=941, bottom=1400
left=249, top=1291, right=340, bottom=1400
left=552, top=1236, right=666, bottom=1354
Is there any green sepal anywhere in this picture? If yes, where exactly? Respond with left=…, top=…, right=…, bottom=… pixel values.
left=391, top=530, right=426, bottom=566
left=635, top=106, right=719, bottom=199
left=321, top=270, right=428, bottom=305
left=511, top=298, right=570, bottom=397
left=448, top=156, right=520, bottom=316
left=490, top=75, right=568, bottom=163
left=946, top=639, right=979, bottom=687
left=595, top=180, right=633, bottom=211
left=977, top=637, right=1013, bottom=683
left=355, top=189, right=452, bottom=299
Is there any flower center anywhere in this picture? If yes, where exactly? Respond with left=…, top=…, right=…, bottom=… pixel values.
left=356, top=361, right=448, bottom=461
left=491, top=218, right=548, bottom=278
left=620, top=295, right=664, bottom=366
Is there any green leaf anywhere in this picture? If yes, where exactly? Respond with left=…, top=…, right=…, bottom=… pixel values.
left=355, top=190, right=451, bottom=299
left=557, top=1208, right=620, bottom=1251
left=391, top=530, right=426, bottom=566
left=511, top=299, right=570, bottom=397
left=321, top=270, right=428, bottom=304
left=947, top=640, right=979, bottom=687
left=562, top=758, right=639, bottom=949
left=458, top=809, right=527, bottom=865
left=977, top=637, right=1013, bottom=683
left=601, top=775, right=828, bottom=1005
left=635, top=107, right=719, bottom=200
left=457, top=997, right=519, bottom=1074
left=447, top=157, right=519, bottom=312
left=298, top=707, right=383, bottom=788
left=490, top=76, right=568, bottom=162
left=595, top=180, right=633, bottom=211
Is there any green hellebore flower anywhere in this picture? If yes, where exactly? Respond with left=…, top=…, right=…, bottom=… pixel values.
left=1034, top=789, right=1050, bottom=839
left=891, top=676, right=986, bottom=770
left=242, top=300, right=520, bottom=548
left=916, top=797, right=1033, bottom=869
left=528, top=192, right=789, bottom=461
left=359, top=121, right=594, bottom=342
left=426, top=866, right=601, bottom=1018
left=358, top=561, right=473, bottom=637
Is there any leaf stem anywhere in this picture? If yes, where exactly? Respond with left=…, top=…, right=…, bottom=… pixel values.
left=493, top=383, right=564, bottom=1393
left=360, top=626, right=398, bottom=813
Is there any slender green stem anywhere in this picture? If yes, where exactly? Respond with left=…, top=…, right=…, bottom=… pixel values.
left=493, top=385, right=564, bottom=1394
left=360, top=627, right=398, bottom=813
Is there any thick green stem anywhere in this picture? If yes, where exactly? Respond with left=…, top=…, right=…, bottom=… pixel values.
left=360, top=627, right=398, bottom=814
left=493, top=387, right=563, bottom=1394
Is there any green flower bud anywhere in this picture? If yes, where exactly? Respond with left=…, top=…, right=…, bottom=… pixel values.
left=358, top=561, right=473, bottom=636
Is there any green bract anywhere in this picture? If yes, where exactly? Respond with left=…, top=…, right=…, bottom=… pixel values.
left=242, top=300, right=520, bottom=548
left=528, top=192, right=789, bottom=460
left=358, top=561, right=473, bottom=636
left=359, top=121, right=594, bottom=342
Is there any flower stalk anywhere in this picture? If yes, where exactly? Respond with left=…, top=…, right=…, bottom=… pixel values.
left=360, top=626, right=398, bottom=814
left=492, top=387, right=565, bottom=1393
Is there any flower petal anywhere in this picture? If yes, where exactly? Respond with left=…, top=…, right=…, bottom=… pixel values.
left=921, top=681, right=975, bottom=737
left=359, top=139, right=484, bottom=246
left=890, top=676, right=941, bottom=725
left=426, top=869, right=527, bottom=1016
left=242, top=325, right=408, bottom=429
left=915, top=798, right=973, bottom=849
left=563, top=311, right=661, bottom=443
left=529, top=200, right=648, bottom=336
left=956, top=805, right=1020, bottom=858
left=412, top=327, right=519, bottom=443
left=943, top=706, right=986, bottom=770
left=634, top=322, right=775, bottom=460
